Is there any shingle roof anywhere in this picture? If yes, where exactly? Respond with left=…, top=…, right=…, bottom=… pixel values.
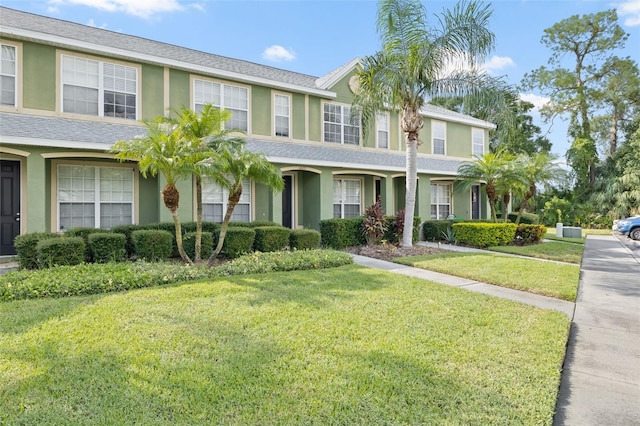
left=0, top=112, right=463, bottom=175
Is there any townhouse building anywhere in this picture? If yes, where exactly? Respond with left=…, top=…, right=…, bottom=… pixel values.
left=0, top=7, right=493, bottom=255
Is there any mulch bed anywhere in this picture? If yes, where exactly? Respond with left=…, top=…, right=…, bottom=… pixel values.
left=345, top=244, right=449, bottom=262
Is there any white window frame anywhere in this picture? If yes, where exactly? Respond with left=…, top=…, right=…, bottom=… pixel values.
left=60, top=54, right=138, bottom=120
left=430, top=183, right=452, bottom=220
left=0, top=43, right=17, bottom=107
left=274, top=93, right=290, bottom=138
left=432, top=120, right=446, bottom=155
left=323, top=102, right=360, bottom=145
left=193, top=78, right=249, bottom=132
left=376, top=112, right=390, bottom=149
left=56, top=164, right=135, bottom=231
left=472, top=128, right=485, bottom=157
left=333, top=178, right=362, bottom=219
left=202, top=178, right=252, bottom=223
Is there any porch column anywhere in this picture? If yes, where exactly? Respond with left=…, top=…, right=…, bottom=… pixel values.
left=27, top=154, right=47, bottom=233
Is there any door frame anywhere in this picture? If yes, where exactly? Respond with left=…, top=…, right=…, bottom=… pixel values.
left=282, top=173, right=295, bottom=229
left=0, top=158, right=24, bottom=256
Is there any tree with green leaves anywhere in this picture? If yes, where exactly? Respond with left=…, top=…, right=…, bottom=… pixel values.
left=353, top=0, right=509, bottom=247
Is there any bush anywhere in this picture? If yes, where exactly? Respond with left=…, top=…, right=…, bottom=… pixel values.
left=452, top=222, right=518, bottom=248
left=422, top=220, right=456, bottom=241
left=222, top=227, right=256, bottom=258
left=249, top=220, right=280, bottom=227
left=290, top=229, right=321, bottom=250
left=37, top=237, right=85, bottom=268
left=216, top=249, right=353, bottom=276
left=384, top=214, right=420, bottom=244
left=14, top=232, right=60, bottom=270
left=363, top=201, right=386, bottom=245
left=89, top=233, right=126, bottom=263
left=319, top=217, right=365, bottom=249
left=110, top=224, right=144, bottom=258
left=507, top=212, right=539, bottom=225
left=227, top=221, right=251, bottom=228
left=183, top=231, right=213, bottom=260
left=65, top=227, right=111, bottom=261
left=514, top=224, right=547, bottom=245
left=253, top=226, right=290, bottom=252
left=132, top=230, right=173, bottom=262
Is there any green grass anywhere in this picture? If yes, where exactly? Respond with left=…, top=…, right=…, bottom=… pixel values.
left=396, top=253, right=579, bottom=301
left=488, top=241, right=584, bottom=263
left=0, top=265, right=569, bottom=425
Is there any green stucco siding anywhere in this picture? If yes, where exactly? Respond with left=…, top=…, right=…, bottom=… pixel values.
left=169, top=69, right=190, bottom=110
left=141, top=64, right=165, bottom=120
left=308, top=96, right=322, bottom=142
left=447, top=122, right=471, bottom=157
left=292, top=93, right=306, bottom=140
left=390, top=113, right=400, bottom=151
left=254, top=182, right=272, bottom=221
left=22, top=42, right=56, bottom=111
left=139, top=175, right=160, bottom=224
left=418, top=119, right=431, bottom=154
left=300, top=172, right=321, bottom=229
left=252, top=86, right=271, bottom=136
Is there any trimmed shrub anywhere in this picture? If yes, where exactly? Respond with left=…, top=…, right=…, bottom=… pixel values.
left=515, top=224, right=547, bottom=245
left=65, top=227, right=111, bottom=261
left=253, top=226, right=290, bottom=252
left=37, top=237, right=85, bottom=268
left=383, top=215, right=420, bottom=244
left=227, top=221, right=251, bottom=228
left=319, top=217, right=366, bottom=249
left=132, top=229, right=173, bottom=262
left=507, top=212, right=540, bottom=225
left=422, top=220, right=455, bottom=241
left=110, top=224, right=144, bottom=257
left=89, top=233, right=126, bottom=263
left=217, top=249, right=353, bottom=276
left=14, top=232, right=60, bottom=270
left=183, top=231, right=213, bottom=260
left=452, top=222, right=518, bottom=248
left=290, top=229, right=321, bottom=250
left=222, top=227, right=256, bottom=258
left=249, top=220, right=280, bottom=227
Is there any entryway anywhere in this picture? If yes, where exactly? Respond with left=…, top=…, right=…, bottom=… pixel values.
left=0, top=160, right=21, bottom=255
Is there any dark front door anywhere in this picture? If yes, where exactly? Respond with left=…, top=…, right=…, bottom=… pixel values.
left=1, top=160, right=21, bottom=255
left=471, top=185, right=480, bottom=220
left=282, top=175, right=293, bottom=229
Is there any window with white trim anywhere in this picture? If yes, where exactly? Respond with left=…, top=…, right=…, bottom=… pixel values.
left=430, top=183, right=451, bottom=219
left=194, top=79, right=248, bottom=131
left=376, top=112, right=389, bottom=149
left=323, top=103, right=360, bottom=145
left=432, top=121, right=446, bottom=155
left=202, top=178, right=251, bottom=223
left=0, top=44, right=16, bottom=106
left=472, top=128, right=484, bottom=157
left=57, top=165, right=134, bottom=230
left=61, top=55, right=137, bottom=119
left=333, top=178, right=361, bottom=218
left=274, top=94, right=290, bottom=137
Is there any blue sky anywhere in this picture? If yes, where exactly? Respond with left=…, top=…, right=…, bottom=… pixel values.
left=3, top=0, right=640, bottom=157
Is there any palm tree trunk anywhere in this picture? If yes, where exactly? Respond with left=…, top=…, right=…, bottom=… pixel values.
left=195, top=176, right=203, bottom=261
left=486, top=184, right=497, bottom=223
left=208, top=187, right=242, bottom=267
left=401, top=106, right=423, bottom=248
left=172, top=210, right=193, bottom=265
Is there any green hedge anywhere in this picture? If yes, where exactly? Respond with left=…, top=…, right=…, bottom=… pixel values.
left=507, top=212, right=540, bottom=225
left=253, top=226, right=290, bottom=252
left=383, top=216, right=421, bottom=244
left=422, top=220, right=456, bottom=241
left=515, top=224, right=547, bottom=245
left=249, top=220, right=280, bottom=227
left=14, top=232, right=60, bottom=270
left=132, top=230, right=173, bottom=262
left=88, top=233, right=126, bottom=263
left=319, top=217, right=366, bottom=249
left=183, top=231, right=213, bottom=260
left=65, top=227, right=111, bottom=261
left=37, top=237, right=85, bottom=269
left=222, top=227, right=256, bottom=258
left=290, top=229, right=321, bottom=250
left=110, top=224, right=140, bottom=258
left=216, top=249, right=353, bottom=276
left=452, top=223, right=518, bottom=248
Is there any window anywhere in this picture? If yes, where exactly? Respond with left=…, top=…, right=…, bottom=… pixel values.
left=194, top=79, right=248, bottom=132
left=333, top=178, right=361, bottom=218
left=202, top=178, right=251, bottom=223
left=1, top=44, right=16, bottom=106
left=432, top=121, right=446, bottom=155
left=430, top=183, right=451, bottom=219
left=323, top=103, right=360, bottom=145
left=57, top=165, right=134, bottom=230
left=61, top=55, right=137, bottom=119
left=376, top=113, right=389, bottom=149
left=472, top=128, right=484, bottom=157
left=274, top=94, right=290, bottom=137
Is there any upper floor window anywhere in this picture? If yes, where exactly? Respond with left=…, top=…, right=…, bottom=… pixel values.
left=323, top=103, right=360, bottom=145
left=430, top=183, right=451, bottom=219
left=333, top=178, right=361, bottom=218
left=1, top=44, right=17, bottom=106
left=194, top=79, right=248, bottom=132
left=61, top=55, right=137, bottom=120
left=472, top=128, right=484, bottom=157
left=202, top=178, right=251, bottom=223
left=432, top=121, right=446, bottom=155
left=376, top=113, right=389, bottom=149
left=274, top=94, right=290, bottom=137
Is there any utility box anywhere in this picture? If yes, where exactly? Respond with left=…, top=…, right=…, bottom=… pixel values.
left=563, top=226, right=582, bottom=238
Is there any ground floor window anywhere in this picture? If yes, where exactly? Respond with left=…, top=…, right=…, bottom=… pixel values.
left=333, top=178, right=361, bottom=218
left=57, top=164, right=134, bottom=230
left=430, top=183, right=451, bottom=219
left=202, top=178, right=251, bottom=223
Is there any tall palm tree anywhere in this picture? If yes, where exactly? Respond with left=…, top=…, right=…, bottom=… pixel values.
left=112, top=119, right=194, bottom=264
left=205, top=142, right=284, bottom=266
left=353, top=0, right=508, bottom=247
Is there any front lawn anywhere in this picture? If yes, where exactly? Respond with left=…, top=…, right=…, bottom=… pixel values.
left=1, top=265, right=569, bottom=425
left=488, top=241, right=584, bottom=263
left=396, top=252, right=580, bottom=301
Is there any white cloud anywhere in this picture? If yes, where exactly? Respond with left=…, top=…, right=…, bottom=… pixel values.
left=262, top=45, right=296, bottom=62
left=48, top=0, right=186, bottom=18
left=482, top=56, right=515, bottom=74
left=86, top=18, right=108, bottom=28
left=519, top=93, right=550, bottom=109
left=618, top=0, right=640, bottom=26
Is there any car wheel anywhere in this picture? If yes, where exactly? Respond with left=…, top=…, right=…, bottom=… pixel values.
left=630, top=227, right=640, bottom=240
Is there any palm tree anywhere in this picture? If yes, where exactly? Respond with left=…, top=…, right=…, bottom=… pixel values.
left=205, top=142, right=284, bottom=266
left=353, top=0, right=508, bottom=247
left=112, top=119, right=194, bottom=265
